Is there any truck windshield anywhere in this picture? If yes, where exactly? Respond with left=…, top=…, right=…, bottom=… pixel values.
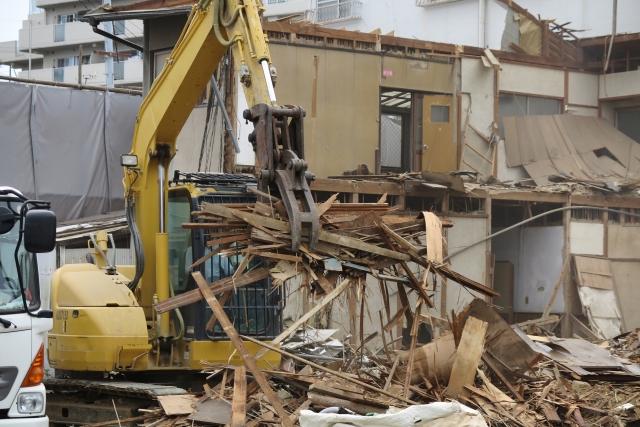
left=0, top=201, right=39, bottom=314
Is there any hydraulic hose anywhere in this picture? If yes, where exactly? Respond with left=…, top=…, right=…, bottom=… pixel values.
left=212, top=0, right=239, bottom=47
left=444, top=205, right=640, bottom=262
left=125, top=194, right=145, bottom=291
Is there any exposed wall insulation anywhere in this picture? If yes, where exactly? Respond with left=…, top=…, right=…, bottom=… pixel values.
left=514, top=13, right=542, bottom=56
left=574, top=256, right=623, bottom=339
left=500, top=63, right=564, bottom=98
left=568, top=72, right=599, bottom=107
left=607, top=224, right=640, bottom=259
left=570, top=222, right=604, bottom=256
left=611, top=261, right=640, bottom=330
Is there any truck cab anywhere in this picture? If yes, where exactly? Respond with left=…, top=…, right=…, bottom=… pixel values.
left=0, top=188, right=56, bottom=427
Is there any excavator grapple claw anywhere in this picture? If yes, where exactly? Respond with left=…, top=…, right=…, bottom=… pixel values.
left=244, top=104, right=319, bottom=252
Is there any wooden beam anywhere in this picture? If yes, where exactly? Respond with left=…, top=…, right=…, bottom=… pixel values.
left=230, top=366, right=247, bottom=427
left=543, top=256, right=571, bottom=318
left=240, top=334, right=418, bottom=405
left=578, top=32, right=640, bottom=47
left=154, top=267, right=271, bottom=314
left=193, top=272, right=295, bottom=427
left=445, top=316, right=488, bottom=398
left=569, top=314, right=599, bottom=340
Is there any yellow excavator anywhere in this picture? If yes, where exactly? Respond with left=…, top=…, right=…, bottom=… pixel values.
left=46, top=0, right=318, bottom=423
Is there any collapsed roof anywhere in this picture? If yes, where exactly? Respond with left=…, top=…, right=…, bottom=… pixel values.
left=504, top=114, right=640, bottom=187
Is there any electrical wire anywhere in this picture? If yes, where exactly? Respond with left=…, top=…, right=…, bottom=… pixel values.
left=444, top=206, right=640, bottom=262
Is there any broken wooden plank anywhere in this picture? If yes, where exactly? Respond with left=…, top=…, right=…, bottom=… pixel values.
left=194, top=272, right=294, bottom=427
left=154, top=267, right=271, bottom=314
left=230, top=366, right=247, bottom=427
left=308, top=383, right=389, bottom=409
left=241, top=334, right=418, bottom=405
left=542, top=256, right=570, bottom=318
left=445, top=316, right=488, bottom=398
left=253, top=278, right=351, bottom=361
left=206, top=233, right=251, bottom=247
left=481, top=354, right=524, bottom=402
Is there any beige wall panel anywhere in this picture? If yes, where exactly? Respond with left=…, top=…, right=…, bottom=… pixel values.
left=611, top=261, right=640, bottom=330
left=430, top=61, right=455, bottom=94
left=500, top=63, right=564, bottom=98
left=568, top=72, right=598, bottom=107
left=382, top=56, right=453, bottom=93
left=324, top=49, right=356, bottom=177
left=353, top=54, right=381, bottom=173
left=599, top=70, right=640, bottom=99
left=381, top=56, right=409, bottom=89
left=608, top=224, right=640, bottom=259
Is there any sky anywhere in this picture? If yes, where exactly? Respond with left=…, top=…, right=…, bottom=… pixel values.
left=0, top=0, right=30, bottom=75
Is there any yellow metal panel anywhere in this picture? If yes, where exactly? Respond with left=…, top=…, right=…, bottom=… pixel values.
left=57, top=272, right=136, bottom=307
left=190, top=340, right=280, bottom=370
left=382, top=56, right=409, bottom=89
left=430, top=61, right=455, bottom=94
left=422, top=94, right=456, bottom=172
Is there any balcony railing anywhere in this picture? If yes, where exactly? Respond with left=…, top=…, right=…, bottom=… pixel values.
left=305, top=1, right=362, bottom=24
left=415, top=0, right=463, bottom=6
left=267, top=0, right=289, bottom=3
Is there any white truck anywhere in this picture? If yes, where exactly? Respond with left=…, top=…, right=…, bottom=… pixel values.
left=0, top=187, right=56, bottom=427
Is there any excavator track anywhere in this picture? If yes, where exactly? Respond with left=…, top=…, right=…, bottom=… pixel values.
left=44, top=378, right=187, bottom=426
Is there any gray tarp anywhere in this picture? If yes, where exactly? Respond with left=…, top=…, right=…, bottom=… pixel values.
left=0, top=81, right=141, bottom=221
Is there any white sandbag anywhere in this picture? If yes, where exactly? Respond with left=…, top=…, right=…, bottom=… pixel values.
left=299, top=402, right=487, bottom=427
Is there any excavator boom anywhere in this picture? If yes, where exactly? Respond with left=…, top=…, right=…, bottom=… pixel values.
left=121, top=0, right=318, bottom=326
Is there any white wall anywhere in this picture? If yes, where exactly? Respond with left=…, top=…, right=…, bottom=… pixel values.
left=492, top=226, right=565, bottom=313
left=570, top=221, right=604, bottom=256
left=516, top=0, right=640, bottom=39
left=445, top=216, right=488, bottom=314
left=321, top=0, right=507, bottom=49
left=599, top=70, right=640, bottom=100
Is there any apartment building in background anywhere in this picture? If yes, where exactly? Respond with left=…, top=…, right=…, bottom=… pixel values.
left=0, top=0, right=142, bottom=87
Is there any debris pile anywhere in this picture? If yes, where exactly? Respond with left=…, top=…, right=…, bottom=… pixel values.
left=108, top=198, right=640, bottom=427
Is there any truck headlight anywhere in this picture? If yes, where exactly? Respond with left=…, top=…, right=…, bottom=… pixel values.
left=17, top=392, right=44, bottom=413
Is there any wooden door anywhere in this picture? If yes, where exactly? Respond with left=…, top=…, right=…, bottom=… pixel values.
left=421, top=94, right=455, bottom=172
left=493, top=261, right=514, bottom=324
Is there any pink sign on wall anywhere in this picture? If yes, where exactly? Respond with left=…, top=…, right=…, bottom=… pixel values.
left=382, top=69, right=393, bottom=77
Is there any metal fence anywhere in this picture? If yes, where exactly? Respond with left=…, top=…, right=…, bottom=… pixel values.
left=306, top=1, right=362, bottom=23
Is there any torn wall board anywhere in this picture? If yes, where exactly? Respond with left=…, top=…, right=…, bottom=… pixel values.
left=503, top=114, right=640, bottom=186
left=461, top=299, right=539, bottom=382
left=514, top=13, right=542, bottom=56
left=574, top=256, right=624, bottom=339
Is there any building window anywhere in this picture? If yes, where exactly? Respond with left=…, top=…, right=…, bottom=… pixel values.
left=53, top=68, right=64, bottom=82
left=616, top=108, right=640, bottom=144
left=498, top=93, right=561, bottom=137
left=57, top=14, right=78, bottom=24
left=56, top=56, right=90, bottom=68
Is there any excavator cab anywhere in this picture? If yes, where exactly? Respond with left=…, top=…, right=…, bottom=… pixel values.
left=167, top=172, right=282, bottom=344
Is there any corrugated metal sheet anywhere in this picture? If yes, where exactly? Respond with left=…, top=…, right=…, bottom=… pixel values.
left=61, top=248, right=134, bottom=266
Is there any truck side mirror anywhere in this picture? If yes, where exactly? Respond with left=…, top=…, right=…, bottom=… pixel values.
left=24, top=210, right=57, bottom=253
left=0, top=206, right=15, bottom=235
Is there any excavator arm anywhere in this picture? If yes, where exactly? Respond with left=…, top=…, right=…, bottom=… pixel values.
left=121, top=0, right=318, bottom=336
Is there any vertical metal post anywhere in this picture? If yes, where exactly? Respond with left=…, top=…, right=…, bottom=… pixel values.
left=28, top=20, right=32, bottom=79
left=103, top=0, right=114, bottom=88
left=78, top=44, right=83, bottom=85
